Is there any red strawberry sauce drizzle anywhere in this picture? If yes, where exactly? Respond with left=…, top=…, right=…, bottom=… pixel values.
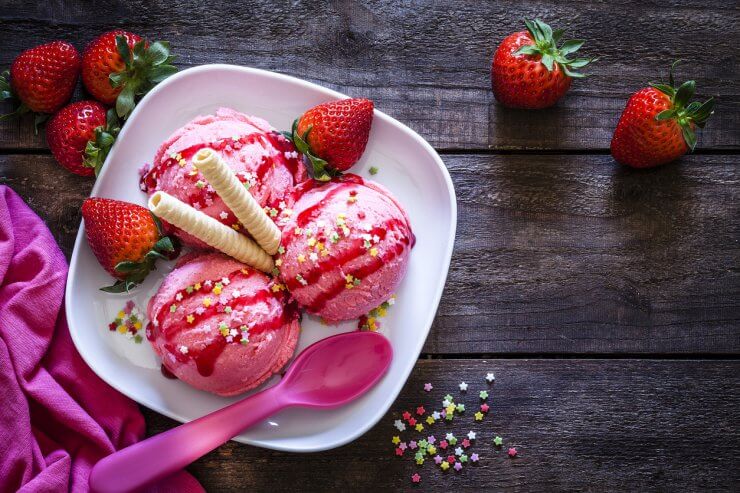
left=281, top=174, right=414, bottom=313
left=147, top=267, right=299, bottom=377
left=140, top=131, right=303, bottom=210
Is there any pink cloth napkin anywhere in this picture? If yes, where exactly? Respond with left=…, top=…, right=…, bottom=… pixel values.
left=0, top=186, right=205, bottom=493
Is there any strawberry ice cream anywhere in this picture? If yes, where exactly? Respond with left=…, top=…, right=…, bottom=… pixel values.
left=277, top=174, right=414, bottom=322
left=146, top=252, right=300, bottom=396
left=140, top=107, right=308, bottom=248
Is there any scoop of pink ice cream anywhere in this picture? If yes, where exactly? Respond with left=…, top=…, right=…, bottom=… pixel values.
left=146, top=252, right=300, bottom=396
left=140, top=107, right=308, bottom=248
left=277, top=174, right=414, bottom=322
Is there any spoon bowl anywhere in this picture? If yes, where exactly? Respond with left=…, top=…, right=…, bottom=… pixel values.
left=281, top=331, right=393, bottom=408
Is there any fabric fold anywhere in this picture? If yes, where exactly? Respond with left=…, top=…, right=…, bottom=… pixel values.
left=0, top=186, right=204, bottom=493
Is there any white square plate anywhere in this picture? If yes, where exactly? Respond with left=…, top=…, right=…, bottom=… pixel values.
left=66, top=64, right=456, bottom=452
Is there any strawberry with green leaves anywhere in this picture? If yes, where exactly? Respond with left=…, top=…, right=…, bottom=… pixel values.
left=287, top=98, right=374, bottom=180
left=1, top=41, right=80, bottom=125
left=611, top=62, right=715, bottom=168
left=81, top=30, right=177, bottom=119
left=82, top=198, right=180, bottom=292
left=491, top=19, right=594, bottom=109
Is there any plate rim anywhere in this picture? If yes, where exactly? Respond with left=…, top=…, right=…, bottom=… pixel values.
left=65, top=63, right=457, bottom=452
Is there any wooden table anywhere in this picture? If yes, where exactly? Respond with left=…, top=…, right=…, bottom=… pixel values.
left=2, top=1, right=738, bottom=490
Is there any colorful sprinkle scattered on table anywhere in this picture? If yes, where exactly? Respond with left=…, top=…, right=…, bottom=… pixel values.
left=390, top=371, right=520, bottom=483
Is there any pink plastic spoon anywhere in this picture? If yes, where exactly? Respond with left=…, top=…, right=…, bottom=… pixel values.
left=90, top=331, right=392, bottom=493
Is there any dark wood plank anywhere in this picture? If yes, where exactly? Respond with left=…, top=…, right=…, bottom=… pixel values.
left=143, top=359, right=740, bottom=492
left=1, top=153, right=737, bottom=355
left=1, top=0, right=738, bottom=151
left=430, top=153, right=740, bottom=355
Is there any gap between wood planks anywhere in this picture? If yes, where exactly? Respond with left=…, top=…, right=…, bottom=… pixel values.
left=1, top=148, right=739, bottom=156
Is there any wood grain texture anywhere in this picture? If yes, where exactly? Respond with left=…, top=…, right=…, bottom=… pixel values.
left=142, top=359, right=740, bottom=492
left=2, top=153, right=737, bottom=355
left=1, top=0, right=738, bottom=151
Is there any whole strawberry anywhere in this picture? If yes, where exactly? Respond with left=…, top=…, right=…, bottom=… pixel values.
left=491, top=19, right=594, bottom=109
left=82, top=198, right=179, bottom=292
left=288, top=98, right=374, bottom=180
left=47, top=100, right=108, bottom=176
left=82, top=30, right=177, bottom=119
left=611, top=62, right=715, bottom=168
left=0, top=41, right=80, bottom=117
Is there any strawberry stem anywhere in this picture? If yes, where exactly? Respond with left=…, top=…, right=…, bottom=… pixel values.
left=110, top=36, right=178, bottom=120
left=288, top=118, right=341, bottom=182
left=83, top=108, right=121, bottom=176
left=514, top=19, right=595, bottom=78
left=650, top=61, right=715, bottom=151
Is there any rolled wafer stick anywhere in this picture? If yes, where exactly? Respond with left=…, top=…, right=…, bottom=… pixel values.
left=148, top=191, right=274, bottom=273
left=192, top=148, right=282, bottom=255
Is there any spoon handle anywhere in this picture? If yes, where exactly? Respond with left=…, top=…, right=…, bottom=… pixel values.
left=90, top=385, right=286, bottom=493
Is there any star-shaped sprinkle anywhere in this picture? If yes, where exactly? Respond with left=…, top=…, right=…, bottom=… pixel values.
left=431, top=411, right=441, bottom=420
left=508, top=447, right=518, bottom=457
left=479, top=390, right=489, bottom=400
left=394, top=420, right=406, bottom=431
left=446, top=405, right=456, bottom=415
left=444, top=394, right=453, bottom=402
left=456, top=403, right=465, bottom=413
left=402, top=411, right=411, bottom=421
left=415, top=423, right=424, bottom=432
left=474, top=412, right=484, bottom=421
left=461, top=438, right=471, bottom=448
left=411, top=473, right=421, bottom=483
left=440, top=409, right=447, bottom=418
left=423, top=383, right=433, bottom=392
left=445, top=433, right=455, bottom=441
left=460, top=454, right=468, bottom=463
left=408, top=418, right=417, bottom=427
left=426, top=416, right=435, bottom=425
left=447, top=455, right=456, bottom=464
left=434, top=455, right=443, bottom=465
left=449, top=436, right=458, bottom=446
left=467, top=431, right=477, bottom=440
left=439, top=440, right=448, bottom=450
left=399, top=442, right=407, bottom=451
left=481, top=403, right=490, bottom=413
left=415, top=451, right=424, bottom=461
left=459, top=382, right=468, bottom=391
left=392, top=436, right=400, bottom=445
left=454, top=462, right=463, bottom=471
left=471, top=453, right=480, bottom=462
left=418, top=439, right=428, bottom=450
left=494, top=436, right=503, bottom=446
left=416, top=406, right=425, bottom=415
left=442, top=399, right=452, bottom=408
left=440, top=462, right=449, bottom=471
left=486, top=372, right=495, bottom=383
left=427, top=435, right=436, bottom=444
left=409, top=440, right=417, bottom=450
left=395, top=447, right=404, bottom=456
left=454, top=447, right=463, bottom=456
left=427, top=445, right=437, bottom=455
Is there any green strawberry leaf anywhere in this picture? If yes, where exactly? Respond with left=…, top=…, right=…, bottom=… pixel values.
left=101, top=279, right=137, bottom=293
left=154, top=236, right=175, bottom=253
left=655, top=109, right=676, bottom=121
left=149, top=64, right=178, bottom=83
left=681, top=125, right=697, bottom=151
left=673, top=80, right=696, bottom=109
left=518, top=19, right=594, bottom=77
left=116, top=35, right=132, bottom=65
left=116, top=84, right=136, bottom=119
left=559, top=39, right=585, bottom=56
